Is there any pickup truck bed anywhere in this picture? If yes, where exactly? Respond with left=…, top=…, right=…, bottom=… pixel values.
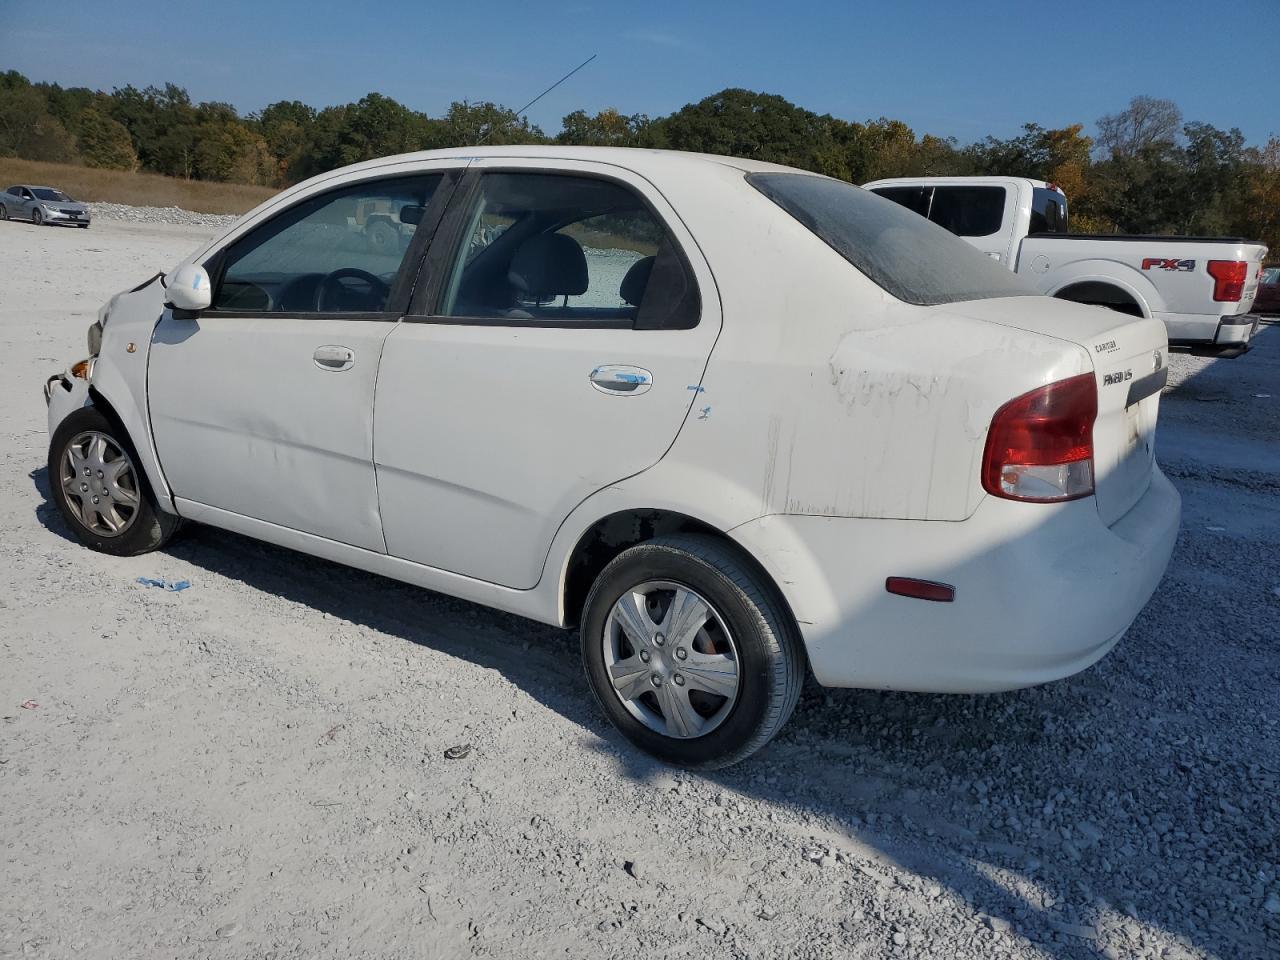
left=864, top=176, right=1269, bottom=354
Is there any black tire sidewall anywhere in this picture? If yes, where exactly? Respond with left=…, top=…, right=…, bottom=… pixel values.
left=581, top=542, right=786, bottom=768
left=32, top=209, right=42, bottom=225
left=48, top=407, right=171, bottom=556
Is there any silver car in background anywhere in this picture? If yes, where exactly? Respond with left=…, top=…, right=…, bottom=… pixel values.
left=0, top=185, right=91, bottom=227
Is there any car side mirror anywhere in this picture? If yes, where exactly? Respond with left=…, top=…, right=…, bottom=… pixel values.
left=166, top=264, right=212, bottom=314
left=399, top=204, right=426, bottom=226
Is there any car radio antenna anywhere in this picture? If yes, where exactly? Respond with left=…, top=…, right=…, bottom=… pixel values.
left=477, top=53, right=597, bottom=145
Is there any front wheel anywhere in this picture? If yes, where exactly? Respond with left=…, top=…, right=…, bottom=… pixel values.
left=48, top=407, right=180, bottom=556
left=581, top=534, right=805, bottom=769
left=0, top=204, right=8, bottom=221
left=32, top=207, right=43, bottom=226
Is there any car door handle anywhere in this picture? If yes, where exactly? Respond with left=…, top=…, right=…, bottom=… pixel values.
left=313, top=345, right=355, bottom=372
left=589, top=364, right=653, bottom=395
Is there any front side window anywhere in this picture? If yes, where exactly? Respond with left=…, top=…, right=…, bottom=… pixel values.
left=438, top=172, right=698, bottom=328
left=212, top=174, right=442, bottom=313
left=751, top=173, right=1034, bottom=306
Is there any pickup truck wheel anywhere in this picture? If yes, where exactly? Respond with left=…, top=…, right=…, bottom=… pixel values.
left=581, top=534, right=804, bottom=769
left=48, top=407, right=179, bottom=556
left=366, top=219, right=398, bottom=253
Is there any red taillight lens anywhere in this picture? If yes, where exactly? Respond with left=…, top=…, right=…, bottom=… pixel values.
left=982, top=373, right=1097, bottom=503
left=1207, top=260, right=1248, bottom=302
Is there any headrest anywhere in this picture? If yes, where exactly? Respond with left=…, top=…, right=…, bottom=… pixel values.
left=508, top=233, right=588, bottom=298
left=619, top=256, right=655, bottom=307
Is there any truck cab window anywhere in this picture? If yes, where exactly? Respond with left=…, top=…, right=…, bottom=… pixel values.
left=1030, top=187, right=1068, bottom=234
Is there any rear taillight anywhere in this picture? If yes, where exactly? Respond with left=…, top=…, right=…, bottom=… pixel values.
left=982, top=373, right=1097, bottom=503
left=1207, top=260, right=1248, bottom=302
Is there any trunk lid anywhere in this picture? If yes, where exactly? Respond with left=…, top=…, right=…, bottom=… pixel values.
left=944, top=296, right=1168, bottom=525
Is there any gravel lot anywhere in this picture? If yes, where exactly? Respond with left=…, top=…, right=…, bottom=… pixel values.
left=1, top=208, right=1277, bottom=960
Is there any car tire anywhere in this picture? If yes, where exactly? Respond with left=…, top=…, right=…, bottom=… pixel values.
left=0, top=204, right=8, bottom=221
left=77, top=223, right=89, bottom=229
left=32, top=208, right=43, bottom=226
left=366, top=219, right=398, bottom=253
left=48, top=406, right=180, bottom=556
left=580, top=534, right=805, bottom=769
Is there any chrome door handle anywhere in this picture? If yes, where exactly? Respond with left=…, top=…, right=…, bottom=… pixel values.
left=589, top=364, right=652, bottom=395
left=313, top=345, right=354, bottom=372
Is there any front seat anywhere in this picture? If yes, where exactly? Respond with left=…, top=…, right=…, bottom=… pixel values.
left=507, top=233, right=589, bottom=315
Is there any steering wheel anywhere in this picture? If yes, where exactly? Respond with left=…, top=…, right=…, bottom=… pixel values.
left=316, top=268, right=390, bottom=312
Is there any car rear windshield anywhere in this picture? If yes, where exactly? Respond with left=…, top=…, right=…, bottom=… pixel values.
left=747, top=175, right=1029, bottom=305
left=33, top=188, right=71, bottom=201
left=747, top=173, right=1034, bottom=307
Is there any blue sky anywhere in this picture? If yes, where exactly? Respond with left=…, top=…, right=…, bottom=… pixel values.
left=3, top=0, right=1277, bottom=146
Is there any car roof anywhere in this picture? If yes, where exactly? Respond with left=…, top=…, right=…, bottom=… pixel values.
left=321, top=145, right=808, bottom=180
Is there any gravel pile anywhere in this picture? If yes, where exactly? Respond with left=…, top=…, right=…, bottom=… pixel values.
left=88, top=201, right=240, bottom=228
left=0, top=218, right=1277, bottom=959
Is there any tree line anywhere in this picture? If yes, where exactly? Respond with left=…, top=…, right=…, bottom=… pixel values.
left=1, top=70, right=1276, bottom=250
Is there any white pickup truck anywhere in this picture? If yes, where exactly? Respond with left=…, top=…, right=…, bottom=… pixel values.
left=864, top=176, right=1269, bottom=354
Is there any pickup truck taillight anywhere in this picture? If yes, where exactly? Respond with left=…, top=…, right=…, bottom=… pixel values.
left=1207, top=260, right=1249, bottom=302
left=982, top=374, right=1097, bottom=503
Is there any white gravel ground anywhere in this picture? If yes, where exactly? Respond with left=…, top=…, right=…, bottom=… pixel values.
left=1, top=208, right=1277, bottom=960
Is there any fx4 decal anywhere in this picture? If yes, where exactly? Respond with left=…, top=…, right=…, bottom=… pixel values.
left=1141, top=257, right=1195, bottom=272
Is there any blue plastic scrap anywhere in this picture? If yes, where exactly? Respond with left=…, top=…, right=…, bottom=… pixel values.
left=137, top=577, right=191, bottom=592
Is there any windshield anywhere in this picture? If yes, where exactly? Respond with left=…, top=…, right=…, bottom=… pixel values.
left=33, top=188, right=71, bottom=202
left=748, top=173, right=1034, bottom=306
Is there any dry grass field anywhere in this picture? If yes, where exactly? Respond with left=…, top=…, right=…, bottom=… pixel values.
left=0, top=158, right=277, bottom=214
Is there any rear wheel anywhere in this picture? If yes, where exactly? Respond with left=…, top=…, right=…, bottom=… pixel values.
left=48, top=407, right=179, bottom=556
left=581, top=534, right=804, bottom=769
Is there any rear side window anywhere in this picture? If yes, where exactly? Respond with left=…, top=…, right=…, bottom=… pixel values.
left=1030, top=187, right=1068, bottom=234
left=438, top=172, right=699, bottom=328
left=871, top=184, right=1006, bottom=237
left=750, top=173, right=1034, bottom=306
left=927, top=186, right=1005, bottom=237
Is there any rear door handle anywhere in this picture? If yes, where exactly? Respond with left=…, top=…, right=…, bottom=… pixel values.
left=313, top=345, right=355, bottom=372
left=589, top=364, right=652, bottom=395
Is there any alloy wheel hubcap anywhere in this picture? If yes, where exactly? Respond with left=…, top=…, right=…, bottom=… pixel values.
left=602, top=581, right=740, bottom=739
left=60, top=431, right=140, bottom=537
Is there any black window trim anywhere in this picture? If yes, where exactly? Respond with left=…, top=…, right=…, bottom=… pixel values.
left=198, top=168, right=465, bottom=322
left=403, top=166, right=702, bottom=331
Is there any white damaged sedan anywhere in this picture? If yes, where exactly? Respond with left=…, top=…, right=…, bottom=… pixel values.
left=45, top=147, right=1180, bottom=767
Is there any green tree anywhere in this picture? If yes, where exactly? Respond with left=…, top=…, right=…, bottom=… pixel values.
left=557, top=108, right=649, bottom=146
left=655, top=89, right=831, bottom=170
left=440, top=100, right=544, bottom=146
left=75, top=107, right=137, bottom=169
left=0, top=84, right=78, bottom=162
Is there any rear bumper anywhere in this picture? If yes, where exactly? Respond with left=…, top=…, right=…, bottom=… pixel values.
left=731, top=468, right=1181, bottom=693
left=1211, top=313, right=1259, bottom=346
left=1164, top=311, right=1257, bottom=348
